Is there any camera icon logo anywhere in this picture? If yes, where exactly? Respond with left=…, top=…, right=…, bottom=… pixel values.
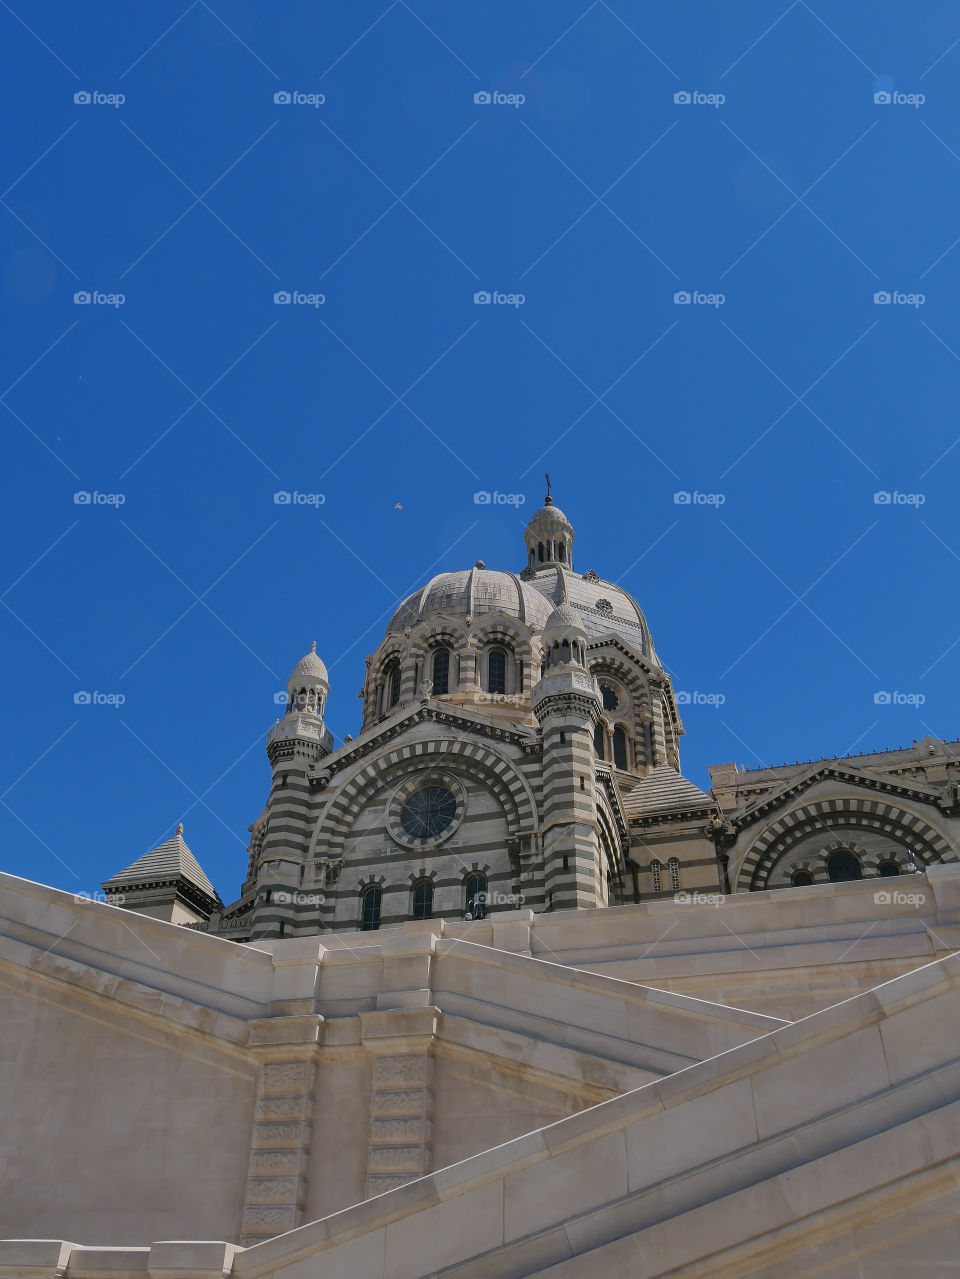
left=274, top=91, right=291, bottom=104
left=874, top=291, right=891, bottom=304
left=474, top=91, right=491, bottom=105
left=74, top=91, right=91, bottom=105
left=273, top=690, right=288, bottom=705
left=74, top=291, right=91, bottom=304
left=673, top=491, right=691, bottom=504
left=874, top=91, right=891, bottom=105
left=673, top=290, right=691, bottom=304
left=274, top=291, right=291, bottom=304
left=73, top=491, right=91, bottom=504
left=674, top=91, right=691, bottom=105
left=873, top=491, right=891, bottom=505
left=874, top=690, right=892, bottom=704
left=74, top=691, right=91, bottom=705
left=874, top=890, right=891, bottom=904
left=474, top=491, right=492, bottom=504
left=274, top=491, right=292, bottom=504
left=473, top=290, right=491, bottom=304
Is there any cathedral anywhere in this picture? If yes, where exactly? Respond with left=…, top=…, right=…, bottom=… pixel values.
left=102, top=492, right=960, bottom=939
left=4, top=496, right=960, bottom=1277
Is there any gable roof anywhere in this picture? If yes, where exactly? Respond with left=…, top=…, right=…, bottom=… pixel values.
left=102, top=827, right=220, bottom=903
left=621, top=764, right=713, bottom=818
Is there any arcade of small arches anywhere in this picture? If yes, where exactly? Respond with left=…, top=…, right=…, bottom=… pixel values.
left=286, top=684, right=326, bottom=717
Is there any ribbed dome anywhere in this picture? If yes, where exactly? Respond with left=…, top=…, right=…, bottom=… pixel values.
left=388, top=568, right=555, bottom=634
left=525, top=501, right=572, bottom=532
left=530, top=567, right=655, bottom=660
left=543, top=603, right=586, bottom=636
left=289, top=641, right=328, bottom=684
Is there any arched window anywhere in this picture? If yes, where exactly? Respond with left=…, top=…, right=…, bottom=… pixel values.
left=827, top=849, right=862, bottom=882
left=360, top=885, right=382, bottom=931
left=878, top=859, right=901, bottom=877
left=668, top=857, right=680, bottom=891
left=432, top=648, right=450, bottom=695
left=650, top=859, right=662, bottom=892
left=558, top=543, right=566, bottom=562
left=791, top=869, right=814, bottom=887
left=594, top=724, right=605, bottom=758
left=560, top=639, right=570, bottom=664
left=600, top=684, right=618, bottom=712
left=612, top=726, right=628, bottom=770
left=383, top=661, right=400, bottom=709
left=465, top=873, right=487, bottom=919
left=412, top=880, right=434, bottom=920
left=488, top=649, right=506, bottom=695
left=538, top=542, right=544, bottom=562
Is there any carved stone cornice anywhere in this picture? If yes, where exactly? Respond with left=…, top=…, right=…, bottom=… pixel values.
left=307, top=703, right=537, bottom=787
left=732, top=763, right=949, bottom=833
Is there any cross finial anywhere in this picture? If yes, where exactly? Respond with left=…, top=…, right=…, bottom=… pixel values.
left=544, top=472, right=552, bottom=502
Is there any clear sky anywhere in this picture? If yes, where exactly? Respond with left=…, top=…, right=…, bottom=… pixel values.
left=2, top=1, right=958, bottom=904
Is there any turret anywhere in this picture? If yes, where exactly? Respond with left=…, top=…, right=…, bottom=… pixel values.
left=531, top=605, right=603, bottom=909
left=257, top=642, right=334, bottom=940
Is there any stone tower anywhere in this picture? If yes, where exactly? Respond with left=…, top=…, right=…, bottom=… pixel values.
left=531, top=603, right=605, bottom=909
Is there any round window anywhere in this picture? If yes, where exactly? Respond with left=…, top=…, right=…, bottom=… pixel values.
left=388, top=772, right=466, bottom=849
left=400, top=786, right=456, bottom=840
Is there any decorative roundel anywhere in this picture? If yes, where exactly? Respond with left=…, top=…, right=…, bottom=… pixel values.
left=388, top=772, right=466, bottom=849
left=596, top=598, right=613, bottom=612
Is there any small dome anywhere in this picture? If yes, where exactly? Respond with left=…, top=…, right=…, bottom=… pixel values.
left=289, top=641, right=329, bottom=686
left=544, top=603, right=587, bottom=637
left=525, top=500, right=573, bottom=533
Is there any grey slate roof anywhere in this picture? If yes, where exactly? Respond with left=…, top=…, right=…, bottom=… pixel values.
left=103, top=828, right=220, bottom=901
left=621, top=765, right=714, bottom=817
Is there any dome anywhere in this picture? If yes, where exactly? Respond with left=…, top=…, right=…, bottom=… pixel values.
left=543, top=602, right=587, bottom=638
left=388, top=568, right=555, bottom=634
left=289, top=641, right=329, bottom=686
left=525, top=501, right=573, bottom=534
left=529, top=566, right=655, bottom=660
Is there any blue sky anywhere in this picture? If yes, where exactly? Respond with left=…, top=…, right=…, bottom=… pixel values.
left=2, top=1, right=959, bottom=903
